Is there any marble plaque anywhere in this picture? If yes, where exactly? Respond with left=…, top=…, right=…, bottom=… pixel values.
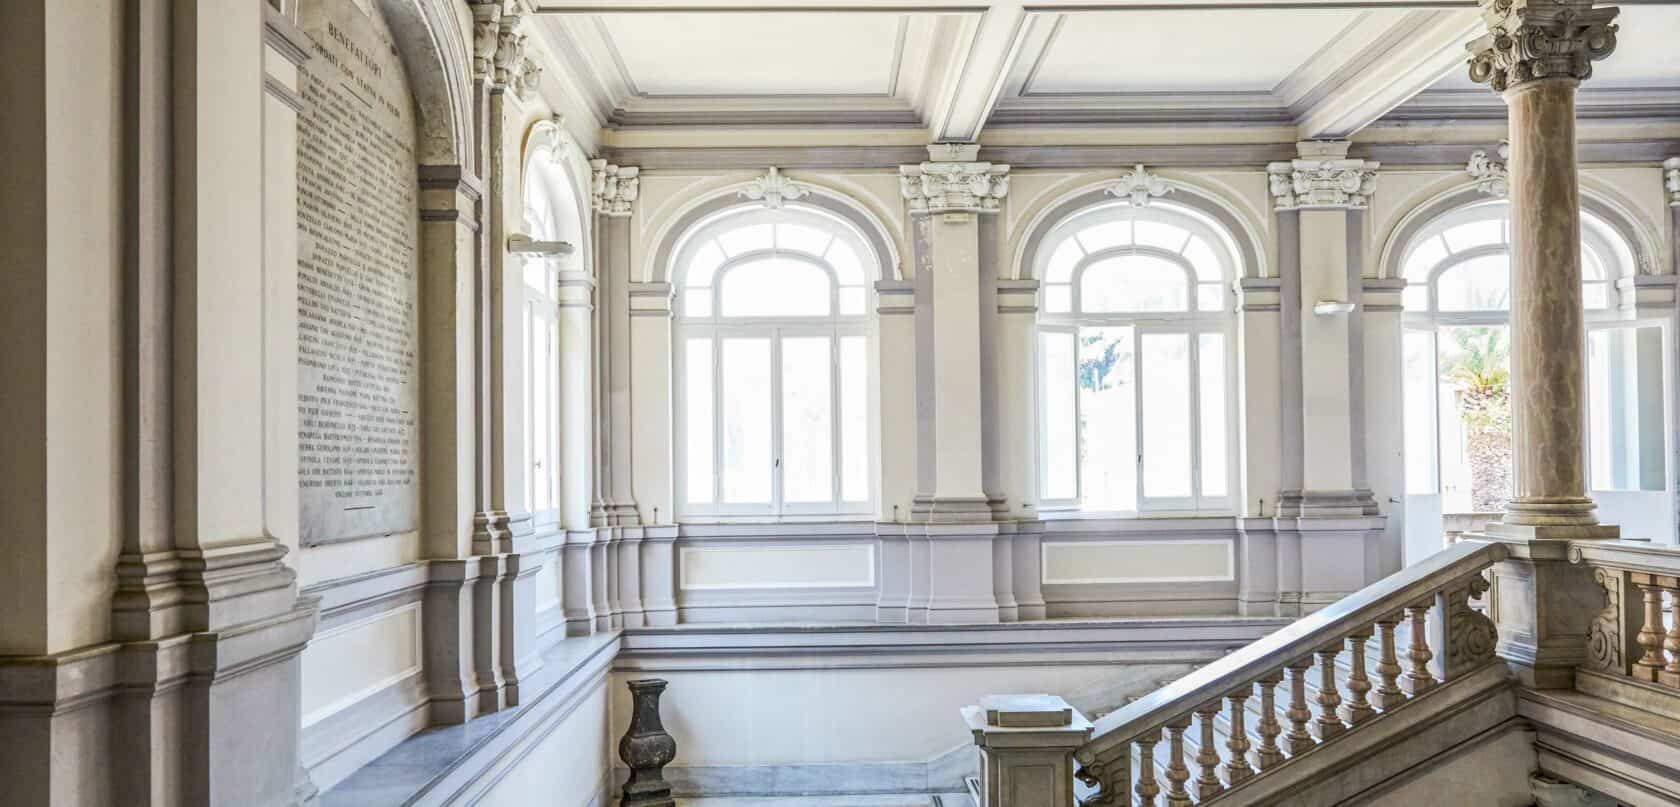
left=296, top=0, right=419, bottom=545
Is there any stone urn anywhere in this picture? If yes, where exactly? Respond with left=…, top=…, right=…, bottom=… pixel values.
left=618, top=678, right=677, bottom=807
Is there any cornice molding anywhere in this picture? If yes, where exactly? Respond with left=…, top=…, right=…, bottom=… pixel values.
left=1105, top=164, right=1172, bottom=208
left=1664, top=156, right=1680, bottom=207
left=589, top=159, right=639, bottom=217
left=1465, top=0, right=1619, bottom=93
left=1466, top=141, right=1510, bottom=197
left=739, top=167, right=810, bottom=210
left=899, top=161, right=1010, bottom=214
left=1266, top=143, right=1379, bottom=211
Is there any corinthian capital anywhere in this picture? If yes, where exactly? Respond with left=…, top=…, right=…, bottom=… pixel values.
left=1266, top=142, right=1379, bottom=211
left=494, top=18, right=528, bottom=89
left=590, top=160, right=639, bottom=217
left=1664, top=157, right=1680, bottom=207
left=1465, top=0, right=1619, bottom=93
left=899, top=162, right=1009, bottom=214
left=471, top=4, right=500, bottom=81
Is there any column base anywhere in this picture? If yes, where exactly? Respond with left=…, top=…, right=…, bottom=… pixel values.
left=1488, top=497, right=1619, bottom=540
left=1483, top=521, right=1621, bottom=541
left=910, top=495, right=996, bottom=524
left=472, top=509, right=534, bottom=555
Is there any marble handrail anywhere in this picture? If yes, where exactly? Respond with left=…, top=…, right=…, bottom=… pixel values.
left=1569, top=540, right=1680, bottom=691
left=1073, top=539, right=1507, bottom=805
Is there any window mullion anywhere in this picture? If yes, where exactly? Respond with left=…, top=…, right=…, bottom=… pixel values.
left=771, top=327, right=784, bottom=515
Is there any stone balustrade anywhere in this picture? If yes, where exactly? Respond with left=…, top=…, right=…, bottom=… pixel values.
left=966, top=540, right=1509, bottom=807
left=1568, top=540, right=1680, bottom=692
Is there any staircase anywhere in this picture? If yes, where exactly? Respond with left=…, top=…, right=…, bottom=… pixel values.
left=961, top=539, right=1680, bottom=807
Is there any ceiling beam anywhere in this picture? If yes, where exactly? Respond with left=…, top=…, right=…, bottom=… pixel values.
left=924, top=4, right=1036, bottom=143
left=1293, top=8, right=1481, bottom=139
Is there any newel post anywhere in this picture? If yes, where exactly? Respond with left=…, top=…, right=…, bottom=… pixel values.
left=962, top=694, right=1094, bottom=807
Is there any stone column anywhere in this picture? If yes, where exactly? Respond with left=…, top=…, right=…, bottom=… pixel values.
left=1465, top=0, right=1621, bottom=688
left=1264, top=142, right=1387, bottom=613
left=900, top=144, right=1010, bottom=623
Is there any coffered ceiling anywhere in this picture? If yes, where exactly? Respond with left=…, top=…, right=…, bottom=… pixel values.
left=529, top=0, right=1680, bottom=142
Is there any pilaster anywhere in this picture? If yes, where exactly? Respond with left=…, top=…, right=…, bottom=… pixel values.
left=593, top=159, right=643, bottom=526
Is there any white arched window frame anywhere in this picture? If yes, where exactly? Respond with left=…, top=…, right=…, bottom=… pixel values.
left=1035, top=200, right=1241, bottom=515
left=521, top=188, right=563, bottom=526
left=1398, top=199, right=1655, bottom=505
left=673, top=205, right=876, bottom=519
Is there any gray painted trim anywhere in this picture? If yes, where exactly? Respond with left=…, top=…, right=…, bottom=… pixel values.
left=263, top=74, right=306, bottom=112
left=649, top=191, right=900, bottom=286
left=1347, top=209, right=1368, bottom=492
left=1277, top=209, right=1304, bottom=492
left=263, top=4, right=312, bottom=66
left=978, top=214, right=1004, bottom=511
left=602, top=145, right=932, bottom=171
left=1353, top=139, right=1680, bottom=167
left=1015, top=188, right=1262, bottom=284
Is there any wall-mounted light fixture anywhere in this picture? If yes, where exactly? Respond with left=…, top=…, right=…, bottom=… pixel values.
left=507, top=233, right=574, bottom=257
left=1312, top=300, right=1355, bottom=316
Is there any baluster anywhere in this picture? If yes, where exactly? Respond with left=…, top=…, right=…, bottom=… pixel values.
left=1163, top=715, right=1193, bottom=807
left=1371, top=612, right=1408, bottom=710
left=1223, top=685, right=1255, bottom=787
left=1402, top=603, right=1438, bottom=695
left=1251, top=670, right=1285, bottom=771
left=1339, top=628, right=1375, bottom=726
left=1193, top=701, right=1224, bottom=800
left=1312, top=643, right=1346, bottom=741
left=1134, top=729, right=1162, bottom=807
left=1663, top=578, right=1680, bottom=688
left=1633, top=573, right=1665, bottom=682
left=1283, top=656, right=1316, bottom=756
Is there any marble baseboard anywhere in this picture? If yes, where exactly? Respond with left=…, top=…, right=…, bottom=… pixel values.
left=618, top=752, right=978, bottom=798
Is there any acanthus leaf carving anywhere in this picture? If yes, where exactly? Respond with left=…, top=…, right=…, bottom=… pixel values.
left=516, top=57, right=543, bottom=100
left=1465, top=0, right=1620, bottom=93
left=739, top=167, right=809, bottom=210
left=1106, top=164, right=1173, bottom=207
left=1467, top=141, right=1511, bottom=197
left=1266, top=155, right=1379, bottom=211
left=899, top=161, right=1009, bottom=214
left=590, top=159, right=639, bottom=217
left=470, top=4, right=501, bottom=81
left=493, top=18, right=528, bottom=90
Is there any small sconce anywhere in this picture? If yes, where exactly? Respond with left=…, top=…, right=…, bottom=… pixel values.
left=507, top=232, right=575, bottom=257
left=1312, top=300, right=1355, bottom=316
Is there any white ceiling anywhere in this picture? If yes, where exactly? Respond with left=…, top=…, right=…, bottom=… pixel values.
left=530, top=1, right=1680, bottom=140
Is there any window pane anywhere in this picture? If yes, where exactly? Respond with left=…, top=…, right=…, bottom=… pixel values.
left=1078, top=327, right=1136, bottom=512
left=1403, top=331, right=1437, bottom=495
left=1198, top=333, right=1228, bottom=498
left=720, top=258, right=831, bottom=317
left=685, top=338, right=714, bottom=504
left=684, top=288, right=712, bottom=318
left=1583, top=282, right=1608, bottom=310
left=1441, top=218, right=1503, bottom=253
left=687, top=240, right=726, bottom=286
left=1140, top=333, right=1192, bottom=498
left=717, top=223, right=773, bottom=257
left=720, top=338, right=772, bottom=503
left=1041, top=331, right=1076, bottom=501
left=839, top=286, right=866, bottom=316
left=781, top=336, right=834, bottom=503
left=1197, top=283, right=1224, bottom=312
left=1402, top=236, right=1448, bottom=283
left=840, top=336, right=868, bottom=502
left=826, top=241, right=865, bottom=285
left=1437, top=326, right=1511, bottom=513
left=1436, top=254, right=1510, bottom=311
left=1181, top=237, right=1222, bottom=282
left=1402, top=284, right=1428, bottom=312
left=1045, top=284, right=1072, bottom=313
left=1044, top=238, right=1082, bottom=284
left=776, top=223, right=833, bottom=256
left=1134, top=219, right=1189, bottom=252
left=1081, top=255, right=1189, bottom=313
left=1589, top=330, right=1613, bottom=490
left=1075, top=220, right=1129, bottom=253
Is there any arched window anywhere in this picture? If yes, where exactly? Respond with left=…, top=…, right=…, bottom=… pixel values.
left=521, top=183, right=563, bottom=526
left=674, top=206, right=875, bottom=518
left=1036, top=200, right=1240, bottom=515
left=1399, top=199, right=1656, bottom=524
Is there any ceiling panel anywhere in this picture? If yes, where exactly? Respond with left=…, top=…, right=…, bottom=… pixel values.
left=1024, top=9, right=1364, bottom=95
left=1432, top=5, right=1680, bottom=91
left=597, top=13, right=905, bottom=97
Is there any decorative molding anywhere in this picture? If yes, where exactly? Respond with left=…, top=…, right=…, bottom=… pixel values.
left=516, top=57, right=543, bottom=100
left=1466, top=0, right=1619, bottom=94
left=738, top=167, right=809, bottom=210
left=1665, top=156, right=1680, bottom=207
left=1267, top=143, right=1379, bottom=211
left=471, top=4, right=501, bottom=82
left=1105, top=164, right=1172, bottom=207
left=1467, top=141, right=1510, bottom=197
left=1446, top=574, right=1498, bottom=671
left=899, top=161, right=1010, bottom=214
left=589, top=160, right=639, bottom=217
left=493, top=16, right=528, bottom=90
left=1584, top=566, right=1623, bottom=675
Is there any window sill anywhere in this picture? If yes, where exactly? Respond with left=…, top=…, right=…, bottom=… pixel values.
left=1034, top=510, right=1237, bottom=521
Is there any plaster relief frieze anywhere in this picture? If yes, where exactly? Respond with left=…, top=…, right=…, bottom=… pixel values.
left=1467, top=141, right=1511, bottom=197
left=470, top=4, right=500, bottom=81
left=1466, top=0, right=1619, bottom=93
left=739, top=167, right=809, bottom=210
left=899, top=162, right=1010, bottom=214
left=1664, top=157, right=1680, bottom=206
left=1106, top=164, right=1173, bottom=208
left=1266, top=158, right=1379, bottom=211
left=590, top=160, right=639, bottom=217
